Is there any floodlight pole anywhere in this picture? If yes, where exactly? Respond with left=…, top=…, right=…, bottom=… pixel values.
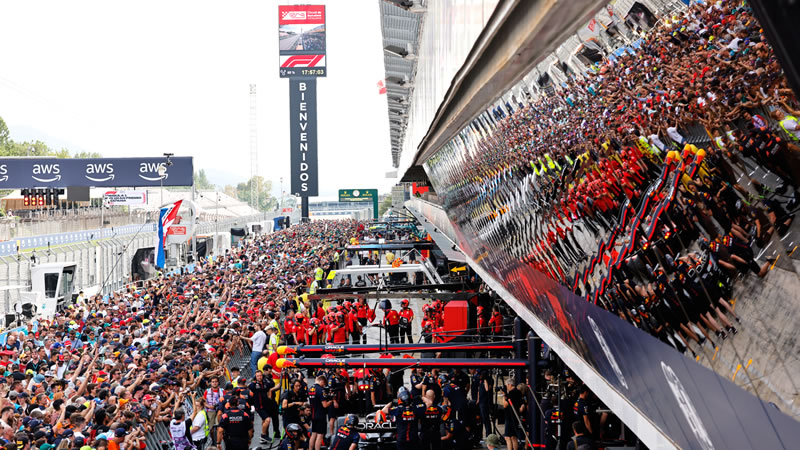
left=191, top=183, right=197, bottom=263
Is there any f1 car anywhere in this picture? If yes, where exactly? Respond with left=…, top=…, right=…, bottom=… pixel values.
left=336, top=408, right=397, bottom=450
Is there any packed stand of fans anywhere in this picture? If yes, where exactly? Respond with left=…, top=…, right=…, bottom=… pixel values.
left=425, top=0, right=800, bottom=356
left=0, top=218, right=531, bottom=450
left=0, top=221, right=363, bottom=449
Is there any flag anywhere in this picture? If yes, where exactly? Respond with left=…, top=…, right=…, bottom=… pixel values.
left=156, top=200, right=182, bottom=268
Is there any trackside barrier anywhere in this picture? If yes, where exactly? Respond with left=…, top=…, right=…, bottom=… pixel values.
left=140, top=339, right=254, bottom=448
left=95, top=263, right=255, bottom=449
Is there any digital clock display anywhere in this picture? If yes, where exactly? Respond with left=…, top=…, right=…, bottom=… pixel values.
left=279, top=67, right=327, bottom=78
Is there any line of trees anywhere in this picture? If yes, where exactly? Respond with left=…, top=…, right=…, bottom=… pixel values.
left=0, top=116, right=101, bottom=159
left=196, top=171, right=279, bottom=212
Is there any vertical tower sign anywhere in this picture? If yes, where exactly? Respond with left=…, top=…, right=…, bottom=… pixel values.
left=280, top=4, right=325, bottom=218
left=278, top=5, right=327, bottom=78
left=289, top=79, right=319, bottom=197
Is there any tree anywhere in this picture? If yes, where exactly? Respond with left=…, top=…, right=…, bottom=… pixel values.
left=0, top=117, right=9, bottom=147
left=0, top=116, right=103, bottom=159
left=223, top=185, right=237, bottom=198
left=235, top=176, right=277, bottom=211
left=378, top=196, right=392, bottom=216
left=194, top=170, right=215, bottom=190
left=73, top=151, right=103, bottom=158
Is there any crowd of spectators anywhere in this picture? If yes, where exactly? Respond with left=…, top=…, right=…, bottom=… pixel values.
left=0, top=220, right=360, bottom=449
left=0, top=219, right=525, bottom=450
left=426, top=0, right=800, bottom=356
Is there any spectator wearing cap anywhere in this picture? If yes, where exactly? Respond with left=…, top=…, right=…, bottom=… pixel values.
left=485, top=434, right=502, bottom=450
left=109, top=426, right=128, bottom=450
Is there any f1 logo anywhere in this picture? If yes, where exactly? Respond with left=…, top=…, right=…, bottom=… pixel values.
left=280, top=55, right=325, bottom=68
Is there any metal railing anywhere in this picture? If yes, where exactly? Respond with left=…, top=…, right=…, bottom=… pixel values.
left=0, top=233, right=159, bottom=311
left=141, top=336, right=254, bottom=449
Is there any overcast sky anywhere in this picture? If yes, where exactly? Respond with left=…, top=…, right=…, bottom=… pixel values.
left=0, top=0, right=395, bottom=200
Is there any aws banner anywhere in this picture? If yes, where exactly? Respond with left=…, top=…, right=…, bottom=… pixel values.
left=0, top=157, right=193, bottom=189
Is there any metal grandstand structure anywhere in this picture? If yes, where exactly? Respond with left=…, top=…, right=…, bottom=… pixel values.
left=379, top=0, right=425, bottom=168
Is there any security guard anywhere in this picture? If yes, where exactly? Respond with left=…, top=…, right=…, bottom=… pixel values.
left=217, top=399, right=253, bottom=450
left=314, top=265, right=325, bottom=285
left=328, top=414, right=361, bottom=450
left=280, top=423, right=307, bottom=450
left=381, top=389, right=424, bottom=450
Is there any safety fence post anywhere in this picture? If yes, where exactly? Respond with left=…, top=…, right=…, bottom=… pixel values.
left=513, top=316, right=523, bottom=384
left=527, top=331, right=540, bottom=446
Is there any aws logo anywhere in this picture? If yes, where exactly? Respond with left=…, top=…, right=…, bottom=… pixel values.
left=85, top=163, right=115, bottom=182
left=32, top=164, right=61, bottom=183
left=139, top=162, right=168, bottom=181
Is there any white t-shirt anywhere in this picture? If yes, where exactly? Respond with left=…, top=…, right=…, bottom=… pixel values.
left=649, top=134, right=666, bottom=152
left=781, top=117, right=800, bottom=139
left=169, top=419, right=188, bottom=441
left=251, top=330, right=267, bottom=353
left=191, top=411, right=207, bottom=441
left=667, top=127, right=685, bottom=144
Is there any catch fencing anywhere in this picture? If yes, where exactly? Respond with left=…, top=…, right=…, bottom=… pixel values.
left=142, top=339, right=254, bottom=449
left=0, top=213, right=278, bottom=310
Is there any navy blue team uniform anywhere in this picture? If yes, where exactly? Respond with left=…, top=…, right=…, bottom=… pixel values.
left=442, top=382, right=466, bottom=419
left=420, top=404, right=447, bottom=450
left=328, top=424, right=361, bottom=450
left=443, top=419, right=469, bottom=450
left=308, top=383, right=328, bottom=434
left=388, top=405, right=424, bottom=450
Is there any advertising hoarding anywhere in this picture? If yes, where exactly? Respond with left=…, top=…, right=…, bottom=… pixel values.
left=0, top=157, right=193, bottom=189
left=103, top=190, right=147, bottom=206
left=339, top=189, right=378, bottom=219
left=278, top=5, right=327, bottom=78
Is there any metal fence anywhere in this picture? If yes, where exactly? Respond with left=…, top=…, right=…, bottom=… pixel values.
left=0, top=213, right=280, bottom=310
left=0, top=234, right=159, bottom=311
left=0, top=209, right=144, bottom=241
left=141, top=339, right=253, bottom=449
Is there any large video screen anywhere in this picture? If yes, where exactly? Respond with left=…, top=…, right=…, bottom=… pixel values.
left=278, top=5, right=327, bottom=78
